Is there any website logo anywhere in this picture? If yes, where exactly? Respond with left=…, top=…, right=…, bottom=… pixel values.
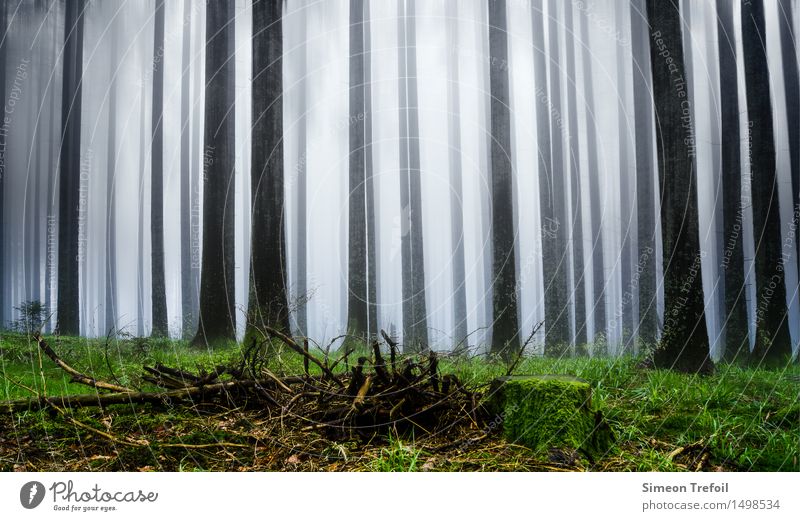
left=20, top=481, right=46, bottom=509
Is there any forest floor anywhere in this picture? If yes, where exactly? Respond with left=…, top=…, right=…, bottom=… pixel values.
left=0, top=332, right=797, bottom=472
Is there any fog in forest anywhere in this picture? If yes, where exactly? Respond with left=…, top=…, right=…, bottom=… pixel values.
left=1, top=0, right=798, bottom=361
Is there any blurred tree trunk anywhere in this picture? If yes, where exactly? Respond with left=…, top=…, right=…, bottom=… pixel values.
left=397, top=0, right=428, bottom=351
left=179, top=0, right=196, bottom=339
left=151, top=0, right=168, bottom=337
left=446, top=1, right=468, bottom=347
left=533, top=0, right=569, bottom=352
left=577, top=3, right=606, bottom=346
left=137, top=76, right=146, bottom=338
left=105, top=8, right=119, bottom=335
left=346, top=0, right=378, bottom=343
left=616, top=3, right=635, bottom=353
left=293, top=1, right=308, bottom=337
left=488, top=0, right=519, bottom=358
left=564, top=2, right=586, bottom=347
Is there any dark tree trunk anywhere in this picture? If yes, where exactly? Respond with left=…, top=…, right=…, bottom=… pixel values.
left=179, top=0, right=196, bottom=339
left=533, top=0, right=569, bottom=351
left=564, top=2, right=586, bottom=347
left=105, top=8, right=119, bottom=335
left=577, top=3, right=606, bottom=345
left=193, top=1, right=237, bottom=346
left=0, top=0, right=6, bottom=324
left=742, top=0, right=793, bottom=363
left=447, top=1, right=468, bottom=347
left=346, top=0, right=378, bottom=343
left=398, top=0, right=428, bottom=351
left=616, top=2, right=635, bottom=353
left=777, top=0, right=799, bottom=274
left=715, top=0, right=748, bottom=360
left=630, top=0, right=658, bottom=348
left=56, top=0, right=85, bottom=336
left=488, top=0, right=519, bottom=358
left=647, top=0, right=712, bottom=373
left=151, top=0, right=168, bottom=337
left=245, top=0, right=290, bottom=343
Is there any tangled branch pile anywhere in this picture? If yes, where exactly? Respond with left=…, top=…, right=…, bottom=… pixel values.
left=0, top=329, right=486, bottom=440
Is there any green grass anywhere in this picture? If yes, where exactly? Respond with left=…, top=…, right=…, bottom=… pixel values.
left=370, top=434, right=425, bottom=471
left=0, top=331, right=797, bottom=471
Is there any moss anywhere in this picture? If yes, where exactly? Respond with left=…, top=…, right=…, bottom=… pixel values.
left=488, top=375, right=613, bottom=458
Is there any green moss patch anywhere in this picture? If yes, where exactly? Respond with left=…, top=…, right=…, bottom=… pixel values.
left=488, top=375, right=614, bottom=458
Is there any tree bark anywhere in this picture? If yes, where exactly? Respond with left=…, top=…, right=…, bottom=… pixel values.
left=193, top=1, right=237, bottom=346
left=245, top=0, right=290, bottom=344
left=742, top=0, right=793, bottom=363
left=0, top=0, right=6, bottom=325
left=647, top=0, right=713, bottom=373
left=56, top=0, right=85, bottom=336
left=777, top=0, right=799, bottom=274
left=630, top=0, right=658, bottom=348
left=715, top=0, right=749, bottom=360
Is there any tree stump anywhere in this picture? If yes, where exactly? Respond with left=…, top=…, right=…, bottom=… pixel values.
left=487, top=375, right=613, bottom=458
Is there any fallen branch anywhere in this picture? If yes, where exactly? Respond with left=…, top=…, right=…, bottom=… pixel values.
left=667, top=439, right=706, bottom=461
left=34, top=333, right=133, bottom=393
left=0, top=379, right=276, bottom=414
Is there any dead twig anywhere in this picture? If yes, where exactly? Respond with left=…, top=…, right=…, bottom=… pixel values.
left=263, top=327, right=344, bottom=387
left=34, top=333, right=133, bottom=393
